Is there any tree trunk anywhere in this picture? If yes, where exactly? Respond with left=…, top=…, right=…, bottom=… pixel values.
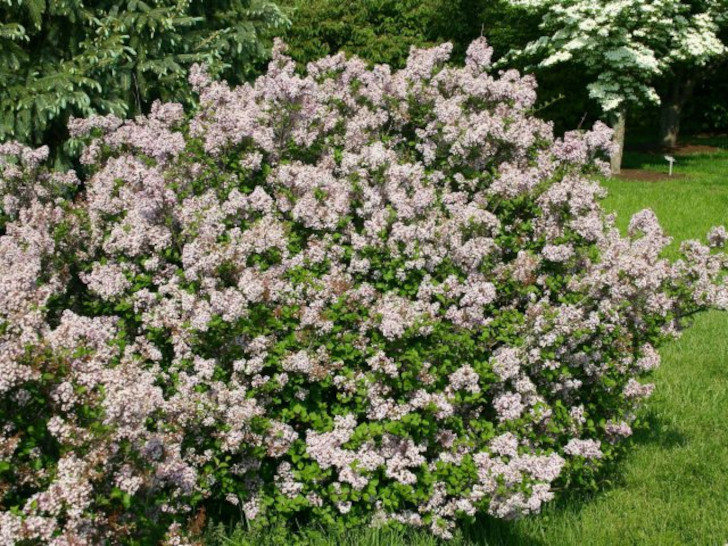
left=659, top=77, right=695, bottom=149
left=659, top=101, right=682, bottom=149
left=610, top=107, right=626, bottom=176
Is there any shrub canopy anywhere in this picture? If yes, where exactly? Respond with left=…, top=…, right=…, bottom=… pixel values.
left=0, top=39, right=726, bottom=543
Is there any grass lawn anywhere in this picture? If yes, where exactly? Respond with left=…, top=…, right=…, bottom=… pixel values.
left=208, top=142, right=728, bottom=546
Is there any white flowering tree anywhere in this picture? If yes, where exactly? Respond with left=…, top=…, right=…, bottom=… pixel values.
left=506, top=0, right=726, bottom=173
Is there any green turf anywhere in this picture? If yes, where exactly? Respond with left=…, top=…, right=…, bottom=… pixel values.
left=208, top=144, right=728, bottom=546
left=604, top=146, right=728, bottom=259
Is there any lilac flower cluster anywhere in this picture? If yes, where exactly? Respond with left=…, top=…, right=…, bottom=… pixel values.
left=1, top=38, right=727, bottom=543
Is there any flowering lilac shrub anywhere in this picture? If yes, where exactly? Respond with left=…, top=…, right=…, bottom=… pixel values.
left=1, top=38, right=727, bottom=544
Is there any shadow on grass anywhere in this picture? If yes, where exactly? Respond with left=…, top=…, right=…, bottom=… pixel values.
left=631, top=409, right=687, bottom=450
left=459, top=515, right=547, bottom=546
left=681, top=135, right=728, bottom=148
left=456, top=409, right=688, bottom=546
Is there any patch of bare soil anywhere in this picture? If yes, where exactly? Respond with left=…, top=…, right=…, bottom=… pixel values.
left=616, top=169, right=687, bottom=182
left=628, top=142, right=723, bottom=156
left=671, top=143, right=723, bottom=156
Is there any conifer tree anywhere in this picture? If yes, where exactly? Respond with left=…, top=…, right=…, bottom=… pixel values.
left=0, top=0, right=289, bottom=162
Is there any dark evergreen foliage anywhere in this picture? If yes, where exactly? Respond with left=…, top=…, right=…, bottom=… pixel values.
left=0, top=0, right=289, bottom=162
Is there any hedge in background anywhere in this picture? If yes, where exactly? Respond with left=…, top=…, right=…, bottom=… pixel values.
left=0, top=0, right=289, bottom=161
left=1, top=39, right=727, bottom=543
left=278, top=0, right=601, bottom=135
left=277, top=0, right=484, bottom=67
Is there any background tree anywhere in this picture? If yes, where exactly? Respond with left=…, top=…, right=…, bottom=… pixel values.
left=278, top=0, right=551, bottom=68
left=680, top=58, right=728, bottom=135
left=505, top=0, right=726, bottom=173
left=480, top=0, right=600, bottom=135
left=0, top=0, right=289, bottom=164
left=279, top=0, right=606, bottom=135
left=655, top=0, right=728, bottom=147
left=277, top=0, right=487, bottom=68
